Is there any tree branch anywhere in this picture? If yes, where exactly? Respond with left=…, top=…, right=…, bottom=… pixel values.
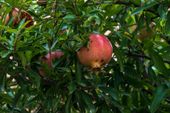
left=87, top=1, right=159, bottom=18
left=126, top=52, right=170, bottom=64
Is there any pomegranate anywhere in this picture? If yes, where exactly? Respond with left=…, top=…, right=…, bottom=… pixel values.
left=5, top=7, right=34, bottom=28
left=39, top=50, right=64, bottom=76
left=77, top=34, right=113, bottom=69
left=43, top=50, right=64, bottom=67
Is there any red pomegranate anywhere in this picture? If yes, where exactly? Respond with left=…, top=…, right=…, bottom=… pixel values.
left=77, top=34, right=113, bottom=69
left=43, top=50, right=64, bottom=67
left=39, top=50, right=64, bottom=76
left=5, top=7, right=34, bottom=28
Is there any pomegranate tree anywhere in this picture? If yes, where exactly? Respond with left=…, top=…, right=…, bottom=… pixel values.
left=77, top=34, right=113, bottom=69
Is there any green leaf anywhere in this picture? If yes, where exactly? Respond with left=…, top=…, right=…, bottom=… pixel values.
left=165, top=12, right=170, bottom=34
left=0, top=25, right=17, bottom=33
left=68, top=82, right=76, bottom=94
left=27, top=70, right=41, bottom=88
left=158, top=4, right=168, bottom=19
left=25, top=50, right=32, bottom=64
left=81, top=92, right=95, bottom=113
left=160, top=46, right=170, bottom=61
left=131, top=1, right=158, bottom=15
left=0, top=93, right=13, bottom=104
left=84, top=15, right=101, bottom=27
left=0, top=74, right=6, bottom=92
left=63, top=14, right=76, bottom=20
left=0, top=50, right=11, bottom=58
left=17, top=52, right=27, bottom=67
left=76, top=59, right=82, bottom=84
left=12, top=88, right=23, bottom=108
left=148, top=48, right=169, bottom=75
left=100, top=87, right=119, bottom=101
left=114, top=47, right=124, bottom=72
left=65, top=95, right=72, bottom=113
left=150, top=85, right=167, bottom=113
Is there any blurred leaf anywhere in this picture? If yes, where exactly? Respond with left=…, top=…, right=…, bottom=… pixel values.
left=148, top=48, right=169, bottom=75
left=0, top=50, right=11, bottom=58
left=68, top=82, right=76, bottom=94
left=81, top=91, right=95, bottom=113
left=76, top=59, right=82, bottom=84
left=17, top=52, right=27, bottom=67
left=132, top=1, right=158, bottom=15
left=84, top=15, right=101, bottom=27
left=0, top=25, right=17, bottom=33
left=158, top=4, right=168, bottom=19
left=25, top=50, right=32, bottom=64
left=159, top=46, right=170, bottom=61
left=100, top=87, right=119, bottom=101
left=63, top=14, right=76, bottom=20
left=165, top=12, right=170, bottom=34
left=150, top=85, right=168, bottom=113
left=114, top=47, right=124, bottom=72
left=65, top=95, right=72, bottom=113
left=103, top=4, right=123, bottom=16
left=0, top=93, right=13, bottom=104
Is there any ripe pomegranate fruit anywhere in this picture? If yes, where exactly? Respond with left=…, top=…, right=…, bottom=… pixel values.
left=77, top=34, right=113, bottom=69
left=39, top=50, right=64, bottom=76
left=5, top=7, right=33, bottom=28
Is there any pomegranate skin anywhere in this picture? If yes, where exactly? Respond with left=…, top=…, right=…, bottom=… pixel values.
left=5, top=8, right=34, bottom=28
left=77, top=34, right=113, bottom=69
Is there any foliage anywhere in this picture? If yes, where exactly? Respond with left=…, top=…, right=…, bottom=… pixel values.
left=0, top=0, right=170, bottom=113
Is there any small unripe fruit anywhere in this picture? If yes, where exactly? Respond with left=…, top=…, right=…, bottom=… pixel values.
left=5, top=8, right=33, bottom=28
left=77, top=34, right=113, bottom=69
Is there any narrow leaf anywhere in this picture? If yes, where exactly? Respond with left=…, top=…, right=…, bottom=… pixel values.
left=148, top=48, right=169, bottom=75
left=17, top=52, right=27, bottom=67
left=165, top=11, right=170, bottom=34
left=150, top=85, right=167, bottom=113
left=81, top=92, right=95, bottom=113
left=131, top=2, right=158, bottom=15
left=65, top=95, right=72, bottom=113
